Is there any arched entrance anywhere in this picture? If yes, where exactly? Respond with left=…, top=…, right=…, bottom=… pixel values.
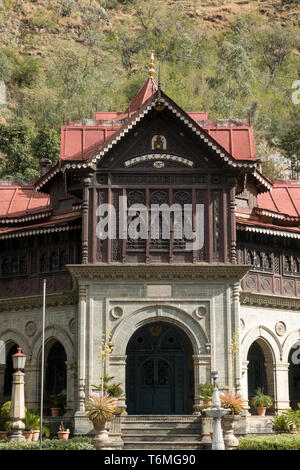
left=247, top=341, right=268, bottom=398
left=126, top=321, right=193, bottom=415
left=45, top=341, right=67, bottom=395
left=288, top=346, right=300, bottom=410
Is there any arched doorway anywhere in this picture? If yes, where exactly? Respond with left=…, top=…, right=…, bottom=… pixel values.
left=247, top=341, right=268, bottom=399
left=288, top=346, right=300, bottom=410
left=126, top=321, right=193, bottom=415
left=4, top=343, right=18, bottom=401
left=45, top=341, right=67, bottom=395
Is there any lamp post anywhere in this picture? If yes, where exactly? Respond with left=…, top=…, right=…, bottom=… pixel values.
left=203, top=371, right=228, bottom=450
left=8, top=347, right=26, bottom=441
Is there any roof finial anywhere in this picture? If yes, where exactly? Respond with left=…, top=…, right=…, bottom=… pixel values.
left=149, top=50, right=155, bottom=78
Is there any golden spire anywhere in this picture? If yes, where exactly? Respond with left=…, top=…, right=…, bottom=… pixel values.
left=149, top=51, right=155, bottom=77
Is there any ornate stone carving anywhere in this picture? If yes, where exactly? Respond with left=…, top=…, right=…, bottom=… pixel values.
left=110, top=306, right=123, bottom=320
left=275, top=321, right=286, bottom=336
left=240, top=292, right=300, bottom=311
left=25, top=321, right=36, bottom=337
left=194, top=306, right=207, bottom=320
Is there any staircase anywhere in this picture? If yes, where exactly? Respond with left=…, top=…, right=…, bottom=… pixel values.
left=121, top=415, right=202, bottom=450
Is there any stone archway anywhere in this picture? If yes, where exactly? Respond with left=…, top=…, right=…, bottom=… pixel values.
left=126, top=321, right=193, bottom=415
left=241, top=326, right=289, bottom=412
left=109, top=305, right=210, bottom=415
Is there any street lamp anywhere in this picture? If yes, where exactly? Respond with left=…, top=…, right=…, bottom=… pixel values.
left=8, top=347, right=26, bottom=441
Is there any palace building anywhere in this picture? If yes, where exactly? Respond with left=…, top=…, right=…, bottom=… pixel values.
left=0, top=57, right=299, bottom=446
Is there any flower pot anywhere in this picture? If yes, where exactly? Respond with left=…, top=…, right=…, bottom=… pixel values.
left=257, top=407, right=266, bottom=416
left=221, top=414, right=241, bottom=450
left=0, top=431, right=8, bottom=440
left=203, top=401, right=212, bottom=406
left=57, top=431, right=70, bottom=440
left=31, top=430, right=40, bottom=441
left=50, top=408, right=61, bottom=417
left=23, top=430, right=33, bottom=441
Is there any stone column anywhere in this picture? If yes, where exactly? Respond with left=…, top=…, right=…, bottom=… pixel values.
left=24, top=360, right=40, bottom=410
left=65, top=361, right=75, bottom=416
left=0, top=364, right=5, bottom=404
left=109, top=355, right=127, bottom=414
left=192, top=355, right=211, bottom=414
left=272, top=362, right=290, bottom=413
left=241, top=360, right=251, bottom=415
left=265, top=360, right=276, bottom=411
left=76, top=285, right=87, bottom=413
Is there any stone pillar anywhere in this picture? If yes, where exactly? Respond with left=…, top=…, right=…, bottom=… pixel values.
left=192, top=355, right=211, bottom=414
left=109, top=355, right=127, bottom=414
left=24, top=360, right=40, bottom=410
left=0, top=364, right=5, bottom=405
left=65, top=361, right=75, bottom=416
left=273, top=362, right=290, bottom=413
left=241, top=360, right=251, bottom=415
left=265, top=360, right=276, bottom=411
left=9, top=370, right=25, bottom=441
left=77, top=285, right=87, bottom=413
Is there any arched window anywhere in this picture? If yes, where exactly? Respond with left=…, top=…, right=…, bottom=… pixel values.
left=45, top=341, right=67, bottom=396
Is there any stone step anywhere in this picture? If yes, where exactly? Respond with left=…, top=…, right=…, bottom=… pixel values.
left=122, top=433, right=201, bottom=442
left=123, top=441, right=202, bottom=450
left=122, top=428, right=201, bottom=435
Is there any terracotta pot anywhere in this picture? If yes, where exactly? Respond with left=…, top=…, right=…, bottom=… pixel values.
left=203, top=401, right=212, bottom=406
left=257, top=407, right=266, bottom=416
left=23, top=430, right=33, bottom=441
left=0, top=431, right=8, bottom=440
left=57, top=431, right=70, bottom=440
left=50, top=408, right=61, bottom=417
left=31, top=430, right=40, bottom=441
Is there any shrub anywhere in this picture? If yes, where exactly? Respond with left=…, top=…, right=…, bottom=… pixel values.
left=0, top=437, right=94, bottom=450
left=272, top=415, right=293, bottom=432
left=220, top=392, right=247, bottom=415
left=85, top=395, right=118, bottom=422
left=237, top=434, right=300, bottom=450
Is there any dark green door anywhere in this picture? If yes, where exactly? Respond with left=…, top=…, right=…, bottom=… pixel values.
left=126, top=322, right=191, bottom=414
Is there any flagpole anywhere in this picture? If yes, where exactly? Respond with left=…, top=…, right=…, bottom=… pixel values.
left=40, top=279, right=46, bottom=450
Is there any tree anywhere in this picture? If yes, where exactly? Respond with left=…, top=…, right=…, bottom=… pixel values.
left=31, top=127, right=60, bottom=165
left=0, top=118, right=39, bottom=182
left=253, top=24, right=294, bottom=82
left=279, top=115, right=300, bottom=179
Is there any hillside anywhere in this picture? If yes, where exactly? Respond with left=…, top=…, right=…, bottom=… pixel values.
left=0, top=0, right=299, bottom=181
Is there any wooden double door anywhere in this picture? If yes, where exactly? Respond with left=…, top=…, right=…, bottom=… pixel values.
left=126, top=322, right=191, bottom=414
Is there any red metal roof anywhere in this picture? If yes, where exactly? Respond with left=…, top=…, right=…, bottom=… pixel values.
left=59, top=79, right=257, bottom=162
left=0, top=186, right=50, bottom=218
left=257, top=180, right=300, bottom=218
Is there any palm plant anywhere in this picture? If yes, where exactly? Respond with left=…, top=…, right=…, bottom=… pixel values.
left=85, top=394, right=118, bottom=422
left=220, top=392, right=247, bottom=415
left=272, top=415, right=293, bottom=432
left=23, top=410, right=40, bottom=431
left=250, top=388, right=273, bottom=409
left=282, top=410, right=300, bottom=431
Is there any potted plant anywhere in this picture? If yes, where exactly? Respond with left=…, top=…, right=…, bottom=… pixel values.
left=220, top=391, right=247, bottom=450
left=198, top=383, right=215, bottom=406
left=86, top=394, right=118, bottom=449
left=57, top=421, right=70, bottom=440
left=272, top=415, right=293, bottom=434
left=45, top=391, right=66, bottom=416
left=250, top=388, right=273, bottom=416
left=92, top=375, right=124, bottom=413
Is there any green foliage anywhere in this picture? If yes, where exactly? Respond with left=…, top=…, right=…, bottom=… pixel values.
left=272, top=415, right=293, bottom=432
left=0, top=401, right=11, bottom=418
left=250, top=388, right=273, bottom=409
left=44, top=391, right=66, bottom=409
left=0, top=118, right=39, bottom=182
left=279, top=111, right=300, bottom=178
left=11, top=56, right=40, bottom=87
left=92, top=375, right=124, bottom=398
left=31, top=127, right=60, bottom=165
left=23, top=410, right=40, bottom=431
left=237, top=434, right=300, bottom=450
left=85, top=394, right=118, bottom=422
left=282, top=410, right=300, bottom=431
left=0, top=437, right=94, bottom=450
left=198, top=383, right=214, bottom=402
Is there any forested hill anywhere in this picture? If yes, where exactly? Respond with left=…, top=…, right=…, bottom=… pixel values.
left=0, top=0, right=299, bottom=182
